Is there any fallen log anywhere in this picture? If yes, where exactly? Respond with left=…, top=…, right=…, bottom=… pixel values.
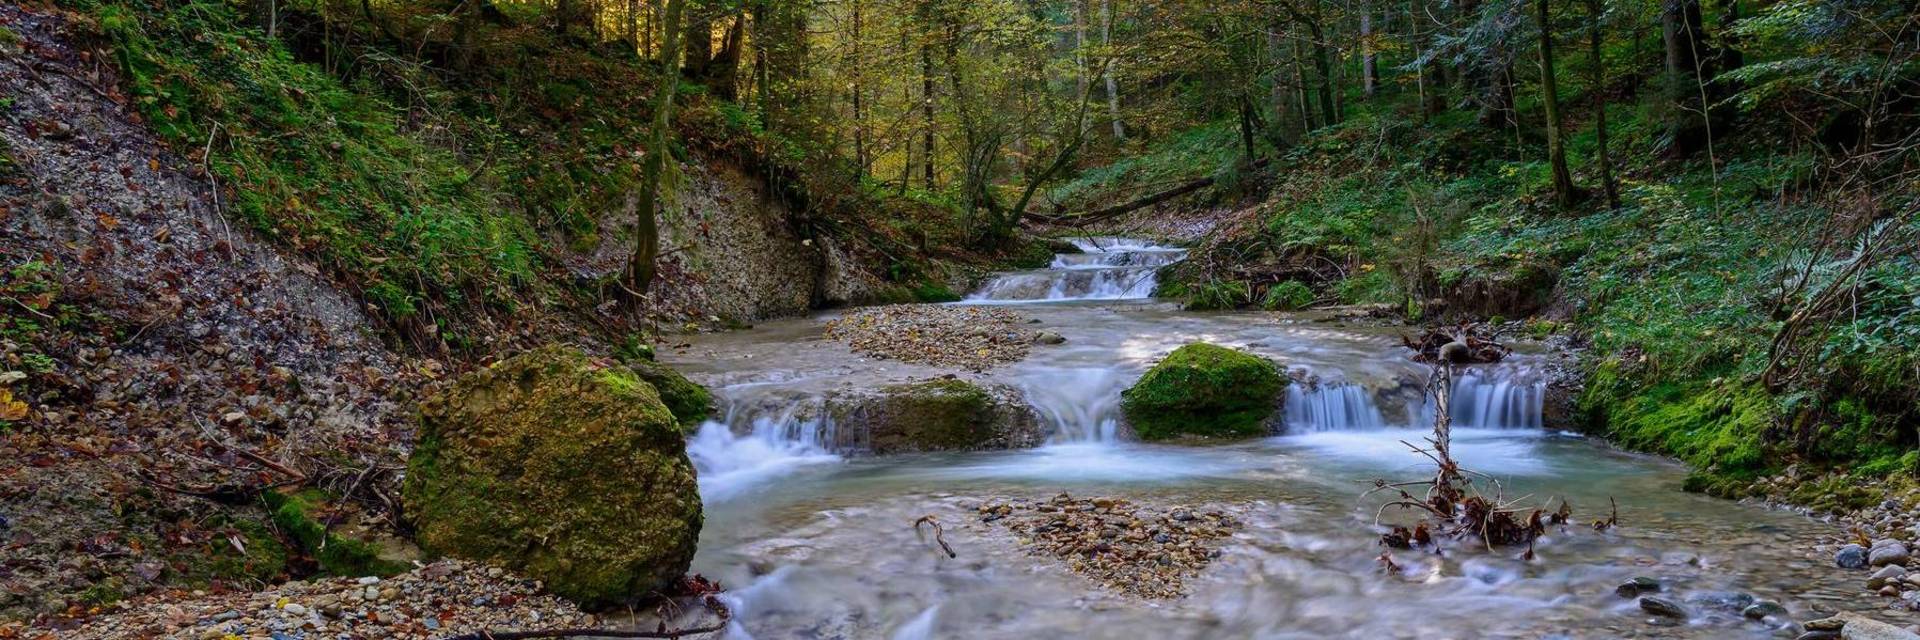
left=1029, top=158, right=1271, bottom=227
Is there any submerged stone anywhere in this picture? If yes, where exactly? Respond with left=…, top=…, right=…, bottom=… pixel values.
left=403, top=346, right=701, bottom=610
left=1120, top=342, right=1285, bottom=440
left=1639, top=596, right=1688, bottom=619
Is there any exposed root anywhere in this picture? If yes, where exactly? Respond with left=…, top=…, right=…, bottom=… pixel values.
left=1402, top=321, right=1512, bottom=364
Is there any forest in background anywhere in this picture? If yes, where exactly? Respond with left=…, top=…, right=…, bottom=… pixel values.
left=6, top=0, right=1920, bottom=512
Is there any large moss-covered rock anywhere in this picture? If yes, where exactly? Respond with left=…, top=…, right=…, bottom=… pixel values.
left=627, top=359, right=713, bottom=427
left=1121, top=343, right=1286, bottom=440
left=828, top=379, right=1044, bottom=453
left=403, top=346, right=701, bottom=610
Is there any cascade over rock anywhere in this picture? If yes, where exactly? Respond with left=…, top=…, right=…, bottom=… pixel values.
left=403, top=346, right=701, bottom=610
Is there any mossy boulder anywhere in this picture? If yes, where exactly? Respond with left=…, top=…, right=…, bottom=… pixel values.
left=828, top=379, right=1044, bottom=453
left=627, top=359, right=713, bottom=427
left=403, top=346, right=701, bottom=610
left=1121, top=343, right=1286, bottom=440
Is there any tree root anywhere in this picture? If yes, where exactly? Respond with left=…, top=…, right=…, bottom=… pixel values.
left=914, top=515, right=957, bottom=559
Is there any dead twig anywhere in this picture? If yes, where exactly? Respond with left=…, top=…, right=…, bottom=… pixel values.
left=914, top=515, right=958, bottom=559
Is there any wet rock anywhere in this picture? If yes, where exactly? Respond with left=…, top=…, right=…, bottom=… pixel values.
left=1871, top=541, right=1911, bottom=567
left=1639, top=596, right=1688, bottom=619
left=1120, top=342, right=1286, bottom=440
left=1871, top=565, right=1908, bottom=589
left=825, top=379, right=1046, bottom=454
left=1686, top=591, right=1755, bottom=613
left=403, top=347, right=701, bottom=610
left=1033, top=331, right=1067, bottom=345
left=1615, top=576, right=1661, bottom=598
left=1743, top=600, right=1788, bottom=620
left=1839, top=544, right=1871, bottom=569
left=1798, top=633, right=1842, bottom=640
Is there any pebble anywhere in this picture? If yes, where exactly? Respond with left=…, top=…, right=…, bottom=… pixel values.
left=1870, top=565, right=1907, bottom=589
left=1871, top=541, right=1912, bottom=567
left=1839, top=544, right=1871, bottom=569
left=1614, top=576, right=1660, bottom=598
left=1743, top=600, right=1788, bottom=619
left=1639, top=596, right=1688, bottom=619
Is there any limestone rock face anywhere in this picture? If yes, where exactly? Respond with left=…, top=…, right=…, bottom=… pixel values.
left=1121, top=342, right=1286, bottom=440
left=403, top=346, right=701, bottom=610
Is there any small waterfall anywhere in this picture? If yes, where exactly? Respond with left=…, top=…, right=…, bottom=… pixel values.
left=1445, top=369, right=1545, bottom=430
left=687, top=400, right=842, bottom=502
left=1284, top=384, right=1387, bottom=432
left=1283, top=369, right=1545, bottom=434
left=1015, top=367, right=1129, bottom=443
left=966, top=237, right=1185, bottom=303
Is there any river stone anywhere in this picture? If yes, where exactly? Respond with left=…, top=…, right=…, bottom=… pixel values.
left=1686, top=591, right=1756, bottom=613
left=1033, top=330, right=1067, bottom=345
left=1841, top=615, right=1920, bottom=640
left=824, top=379, right=1046, bottom=453
left=403, top=346, right=702, bottom=610
left=1615, top=576, right=1661, bottom=598
left=1839, top=544, right=1871, bottom=569
left=1743, top=600, right=1788, bottom=620
left=1871, top=565, right=1908, bottom=589
left=1871, top=541, right=1911, bottom=567
left=1120, top=342, right=1286, bottom=440
left=1639, top=596, right=1688, bottom=619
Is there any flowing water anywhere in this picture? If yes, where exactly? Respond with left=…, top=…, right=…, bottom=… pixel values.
left=666, top=239, right=1894, bottom=639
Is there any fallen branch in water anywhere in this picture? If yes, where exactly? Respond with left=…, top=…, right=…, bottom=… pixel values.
left=1367, top=342, right=1572, bottom=553
left=915, top=514, right=957, bottom=559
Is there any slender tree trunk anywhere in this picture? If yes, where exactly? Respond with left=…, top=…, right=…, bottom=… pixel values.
left=1585, top=0, right=1619, bottom=207
left=1310, top=20, right=1337, bottom=126
left=1536, top=0, right=1576, bottom=206
left=851, top=0, right=867, bottom=175
left=1661, top=0, right=1709, bottom=156
left=628, top=0, right=688, bottom=296
left=921, top=33, right=937, bottom=189
left=1291, top=35, right=1314, bottom=133
left=1360, top=0, right=1377, bottom=98
left=1100, top=0, right=1125, bottom=141
left=682, top=7, right=712, bottom=80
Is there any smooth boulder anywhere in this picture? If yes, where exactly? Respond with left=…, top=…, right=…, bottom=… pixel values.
left=403, top=346, right=701, bottom=610
left=1120, top=342, right=1286, bottom=440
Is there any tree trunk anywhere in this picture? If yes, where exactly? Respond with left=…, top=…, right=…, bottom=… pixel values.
left=1661, top=0, right=1710, bottom=157
left=921, top=32, right=937, bottom=189
left=1585, top=0, right=1619, bottom=207
left=682, top=8, right=712, bottom=81
left=628, top=0, right=688, bottom=296
left=1360, top=0, right=1376, bottom=98
left=1536, top=0, right=1576, bottom=207
left=851, top=0, right=867, bottom=174
left=1100, top=0, right=1125, bottom=141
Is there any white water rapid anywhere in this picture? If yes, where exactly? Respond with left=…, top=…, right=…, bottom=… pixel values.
left=965, top=236, right=1186, bottom=302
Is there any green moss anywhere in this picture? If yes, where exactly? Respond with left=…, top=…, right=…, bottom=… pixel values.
left=625, top=359, right=713, bottom=428
left=1260, top=280, right=1314, bottom=311
left=263, top=489, right=408, bottom=578
left=867, top=379, right=999, bottom=452
left=1579, top=361, right=1776, bottom=482
left=910, top=281, right=962, bottom=303
left=404, top=346, right=701, bottom=610
left=1181, top=281, right=1250, bottom=311
left=189, top=516, right=290, bottom=586
left=1121, top=343, right=1286, bottom=440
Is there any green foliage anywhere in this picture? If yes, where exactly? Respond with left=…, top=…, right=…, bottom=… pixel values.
left=1121, top=343, right=1285, bottom=440
left=84, top=0, right=538, bottom=328
left=1579, top=360, right=1777, bottom=482
left=1260, top=280, right=1314, bottom=311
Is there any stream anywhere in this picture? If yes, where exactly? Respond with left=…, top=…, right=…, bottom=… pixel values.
left=663, top=238, right=1887, bottom=639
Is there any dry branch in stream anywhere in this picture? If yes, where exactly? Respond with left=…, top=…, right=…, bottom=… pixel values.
left=915, top=514, right=959, bottom=559
left=1367, top=330, right=1584, bottom=555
